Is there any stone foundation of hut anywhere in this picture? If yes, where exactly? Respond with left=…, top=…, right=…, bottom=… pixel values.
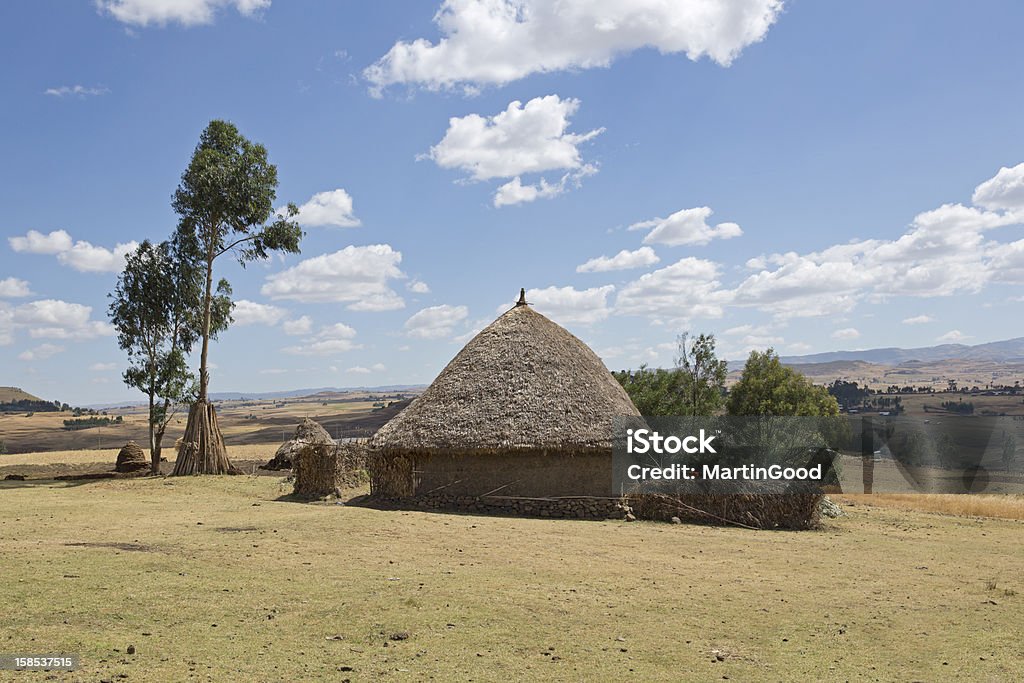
left=396, top=492, right=631, bottom=519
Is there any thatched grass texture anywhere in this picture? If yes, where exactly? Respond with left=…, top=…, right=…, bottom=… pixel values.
left=293, top=441, right=368, bottom=498
left=370, top=302, right=640, bottom=454
left=266, top=417, right=333, bottom=471
left=114, top=441, right=149, bottom=473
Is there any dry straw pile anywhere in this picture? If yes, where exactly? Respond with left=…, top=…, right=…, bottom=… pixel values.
left=114, top=441, right=149, bottom=473
left=266, top=417, right=334, bottom=471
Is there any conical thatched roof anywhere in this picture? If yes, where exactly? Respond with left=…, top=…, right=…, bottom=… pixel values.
left=265, top=417, right=334, bottom=470
left=371, top=294, right=640, bottom=453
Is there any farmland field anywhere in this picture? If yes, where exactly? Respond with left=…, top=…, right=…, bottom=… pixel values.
left=0, top=391, right=415, bottom=454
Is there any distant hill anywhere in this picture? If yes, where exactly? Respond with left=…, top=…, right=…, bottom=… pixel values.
left=207, top=385, right=426, bottom=401
left=0, top=386, right=43, bottom=403
left=780, top=337, right=1024, bottom=365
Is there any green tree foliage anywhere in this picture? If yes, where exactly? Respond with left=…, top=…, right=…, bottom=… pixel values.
left=613, top=332, right=727, bottom=416
left=726, top=349, right=839, bottom=417
left=1000, top=434, right=1016, bottom=472
left=173, top=119, right=302, bottom=402
left=676, top=333, right=729, bottom=416
left=613, top=365, right=688, bottom=415
left=935, top=433, right=960, bottom=469
left=940, top=400, right=974, bottom=415
left=827, top=379, right=869, bottom=410
left=171, top=120, right=302, bottom=475
left=109, top=240, right=229, bottom=473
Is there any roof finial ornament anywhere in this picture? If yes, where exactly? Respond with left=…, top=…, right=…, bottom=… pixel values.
left=516, top=287, right=528, bottom=307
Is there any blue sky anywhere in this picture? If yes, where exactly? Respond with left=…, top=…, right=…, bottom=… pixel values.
left=2, top=0, right=1024, bottom=405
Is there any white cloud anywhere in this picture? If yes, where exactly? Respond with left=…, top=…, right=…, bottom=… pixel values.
left=405, top=304, right=469, bottom=339
left=18, top=343, right=65, bottom=361
left=232, top=300, right=287, bottom=327
left=628, top=207, right=743, bottom=246
left=513, top=285, right=615, bottom=325
left=281, top=315, right=313, bottom=336
left=0, top=278, right=31, bottom=298
left=89, top=362, right=118, bottom=371
left=493, top=165, right=597, bottom=207
left=365, top=0, right=783, bottom=92
left=95, top=0, right=270, bottom=27
left=9, top=230, right=73, bottom=254
left=261, top=244, right=406, bottom=310
left=9, top=229, right=136, bottom=273
left=58, top=240, right=138, bottom=273
left=787, top=342, right=812, bottom=353
left=577, top=247, right=659, bottom=273
left=831, top=327, right=860, bottom=340
left=937, top=330, right=971, bottom=343
left=616, top=257, right=729, bottom=323
left=427, top=95, right=601, bottom=180
left=282, top=323, right=359, bottom=356
left=289, top=189, right=360, bottom=228
left=44, top=85, right=110, bottom=98
left=0, top=307, right=11, bottom=346
left=425, top=95, right=603, bottom=205
left=346, top=363, right=386, bottom=374
left=10, top=300, right=113, bottom=340
left=902, top=314, right=934, bottom=325
left=407, top=280, right=431, bottom=294
left=972, top=162, right=1024, bottom=212
left=316, top=323, right=358, bottom=340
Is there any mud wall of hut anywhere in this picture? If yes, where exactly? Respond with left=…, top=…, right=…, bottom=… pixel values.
left=411, top=450, right=613, bottom=498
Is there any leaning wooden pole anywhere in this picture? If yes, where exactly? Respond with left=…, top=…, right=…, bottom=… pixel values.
left=171, top=399, right=236, bottom=475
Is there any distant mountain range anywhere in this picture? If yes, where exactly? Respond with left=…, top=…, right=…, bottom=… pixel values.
left=73, top=385, right=428, bottom=409
left=206, top=385, right=425, bottom=401
left=780, top=337, right=1024, bottom=366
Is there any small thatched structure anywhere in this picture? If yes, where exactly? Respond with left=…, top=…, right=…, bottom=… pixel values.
left=115, top=441, right=149, bottom=473
left=368, top=289, right=639, bottom=518
left=293, top=441, right=368, bottom=497
left=266, top=418, right=334, bottom=471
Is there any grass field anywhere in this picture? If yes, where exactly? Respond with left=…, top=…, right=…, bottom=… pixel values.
left=0, top=391, right=414, bottom=454
left=1, top=472, right=1022, bottom=681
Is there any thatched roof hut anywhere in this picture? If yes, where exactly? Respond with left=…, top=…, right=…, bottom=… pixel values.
left=265, top=418, right=333, bottom=471
left=368, top=289, right=640, bottom=517
left=115, top=441, right=149, bottom=473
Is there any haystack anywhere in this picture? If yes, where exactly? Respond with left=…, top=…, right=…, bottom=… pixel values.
left=368, top=289, right=640, bottom=518
left=115, top=441, right=149, bottom=473
left=265, top=418, right=333, bottom=471
left=293, top=441, right=368, bottom=497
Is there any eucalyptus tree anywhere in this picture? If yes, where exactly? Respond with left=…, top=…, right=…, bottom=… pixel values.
left=109, top=239, right=229, bottom=473
left=171, top=120, right=301, bottom=475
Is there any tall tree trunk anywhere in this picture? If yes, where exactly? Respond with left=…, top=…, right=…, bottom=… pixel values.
left=153, top=427, right=164, bottom=475
left=174, top=249, right=234, bottom=475
left=148, top=392, right=157, bottom=474
left=198, top=255, right=213, bottom=401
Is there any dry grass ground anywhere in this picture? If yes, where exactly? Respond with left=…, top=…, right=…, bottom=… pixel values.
left=0, top=473, right=1022, bottom=681
left=839, top=493, right=1024, bottom=520
left=0, top=446, right=278, bottom=480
